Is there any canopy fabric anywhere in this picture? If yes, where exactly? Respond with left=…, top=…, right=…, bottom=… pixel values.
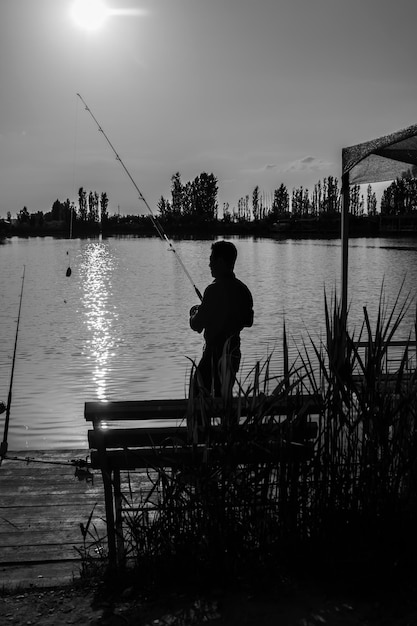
left=342, top=123, right=417, bottom=185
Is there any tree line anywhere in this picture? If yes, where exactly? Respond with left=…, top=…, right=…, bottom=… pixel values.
left=3, top=171, right=417, bottom=237
left=158, top=171, right=417, bottom=224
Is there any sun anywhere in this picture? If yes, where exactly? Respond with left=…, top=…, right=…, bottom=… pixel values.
left=70, top=0, right=109, bottom=31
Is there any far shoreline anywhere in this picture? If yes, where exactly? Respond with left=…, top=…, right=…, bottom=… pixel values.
left=2, top=213, right=417, bottom=241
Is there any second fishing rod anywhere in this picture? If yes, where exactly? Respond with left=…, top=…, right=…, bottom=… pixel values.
left=0, top=266, right=25, bottom=465
left=77, top=93, right=202, bottom=302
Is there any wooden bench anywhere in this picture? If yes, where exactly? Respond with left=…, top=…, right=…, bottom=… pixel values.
left=85, top=394, right=320, bottom=568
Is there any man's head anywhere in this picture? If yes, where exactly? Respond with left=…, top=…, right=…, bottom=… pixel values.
left=209, top=241, right=237, bottom=278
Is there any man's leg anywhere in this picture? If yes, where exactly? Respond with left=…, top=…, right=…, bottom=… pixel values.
left=194, top=347, right=215, bottom=395
left=216, top=337, right=241, bottom=397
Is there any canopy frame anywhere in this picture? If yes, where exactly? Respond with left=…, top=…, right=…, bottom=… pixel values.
left=341, top=123, right=417, bottom=321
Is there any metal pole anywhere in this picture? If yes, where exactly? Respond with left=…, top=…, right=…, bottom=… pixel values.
left=341, top=172, right=350, bottom=325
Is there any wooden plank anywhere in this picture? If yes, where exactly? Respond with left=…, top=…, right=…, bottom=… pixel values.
left=0, top=519, right=107, bottom=535
left=90, top=441, right=314, bottom=470
left=0, top=450, right=107, bottom=575
left=1, top=543, right=85, bottom=563
left=0, top=506, right=104, bottom=524
left=0, top=561, right=81, bottom=588
left=0, top=466, right=91, bottom=480
left=85, top=399, right=190, bottom=421
left=85, top=395, right=322, bottom=423
left=0, top=483, right=99, bottom=494
left=88, top=426, right=188, bottom=448
left=0, top=527, right=106, bottom=548
left=0, top=474, right=100, bottom=490
left=0, top=494, right=105, bottom=507
left=88, top=421, right=318, bottom=451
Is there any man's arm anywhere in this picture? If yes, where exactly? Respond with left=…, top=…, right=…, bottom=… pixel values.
left=240, top=286, right=254, bottom=329
left=244, top=303, right=254, bottom=328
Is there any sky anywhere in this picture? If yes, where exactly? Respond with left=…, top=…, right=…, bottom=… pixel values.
left=1, top=0, right=417, bottom=219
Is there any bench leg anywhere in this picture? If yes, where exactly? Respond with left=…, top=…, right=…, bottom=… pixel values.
left=113, top=469, right=125, bottom=564
left=101, top=467, right=118, bottom=569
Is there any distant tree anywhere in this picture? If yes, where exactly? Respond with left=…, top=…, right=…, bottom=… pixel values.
left=88, top=191, right=99, bottom=223
left=17, top=206, right=30, bottom=223
left=190, top=172, right=218, bottom=221
left=222, top=202, right=231, bottom=222
left=157, top=195, right=171, bottom=217
left=30, top=211, right=44, bottom=229
left=366, top=184, right=377, bottom=216
left=291, top=188, right=301, bottom=216
left=171, top=172, right=183, bottom=216
left=311, top=180, right=323, bottom=216
left=252, top=186, right=260, bottom=220
left=165, top=171, right=218, bottom=223
left=242, top=195, right=250, bottom=220
left=78, top=187, right=87, bottom=222
left=291, top=186, right=310, bottom=216
left=323, top=176, right=340, bottom=213
left=7, top=211, right=11, bottom=222
left=259, top=192, right=268, bottom=220
left=51, top=199, right=64, bottom=221
left=237, top=196, right=248, bottom=221
left=182, top=180, right=194, bottom=217
left=349, top=184, right=362, bottom=216
left=235, top=196, right=249, bottom=221
left=61, top=199, right=72, bottom=230
left=380, top=174, right=417, bottom=214
left=100, top=192, right=109, bottom=224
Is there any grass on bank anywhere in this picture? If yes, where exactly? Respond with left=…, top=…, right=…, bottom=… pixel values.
left=78, top=285, right=417, bottom=591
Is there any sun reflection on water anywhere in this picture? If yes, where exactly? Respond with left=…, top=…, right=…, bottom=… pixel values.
left=79, top=241, right=117, bottom=401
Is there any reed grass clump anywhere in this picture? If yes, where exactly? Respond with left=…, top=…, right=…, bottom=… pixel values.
left=96, top=284, right=417, bottom=587
left=304, top=285, right=417, bottom=570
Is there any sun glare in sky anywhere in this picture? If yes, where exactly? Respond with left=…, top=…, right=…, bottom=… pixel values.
left=69, top=0, right=147, bottom=31
left=70, top=0, right=108, bottom=31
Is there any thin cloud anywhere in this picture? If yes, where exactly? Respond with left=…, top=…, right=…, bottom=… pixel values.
left=243, top=157, right=333, bottom=175
left=284, top=156, right=333, bottom=172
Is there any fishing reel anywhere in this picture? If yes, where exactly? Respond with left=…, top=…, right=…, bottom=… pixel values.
left=0, top=402, right=6, bottom=415
left=189, top=305, right=200, bottom=318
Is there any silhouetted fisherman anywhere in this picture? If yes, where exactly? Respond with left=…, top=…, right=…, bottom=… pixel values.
left=189, top=241, right=254, bottom=396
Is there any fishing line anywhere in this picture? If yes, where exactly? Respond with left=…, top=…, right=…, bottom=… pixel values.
left=0, top=266, right=25, bottom=465
left=4, top=454, right=91, bottom=469
left=66, top=95, right=81, bottom=279
left=77, top=92, right=202, bottom=301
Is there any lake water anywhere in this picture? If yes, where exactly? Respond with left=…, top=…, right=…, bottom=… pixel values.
left=1, top=235, right=416, bottom=451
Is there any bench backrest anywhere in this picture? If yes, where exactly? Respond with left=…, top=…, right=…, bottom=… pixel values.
left=86, top=395, right=320, bottom=467
left=85, top=394, right=321, bottom=425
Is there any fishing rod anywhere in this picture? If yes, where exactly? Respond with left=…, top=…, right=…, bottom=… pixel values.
left=76, top=93, right=203, bottom=301
left=0, top=266, right=25, bottom=465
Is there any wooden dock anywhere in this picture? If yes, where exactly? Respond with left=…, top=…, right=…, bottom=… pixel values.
left=0, top=449, right=106, bottom=589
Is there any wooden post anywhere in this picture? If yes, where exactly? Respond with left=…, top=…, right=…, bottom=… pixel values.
left=113, top=468, right=125, bottom=564
left=94, top=421, right=118, bottom=569
left=101, top=467, right=118, bottom=569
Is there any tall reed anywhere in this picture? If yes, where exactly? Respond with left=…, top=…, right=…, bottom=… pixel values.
left=302, top=284, right=417, bottom=565
left=99, top=284, right=417, bottom=584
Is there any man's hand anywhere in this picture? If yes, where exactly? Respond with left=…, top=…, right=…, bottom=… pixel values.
left=189, top=305, right=200, bottom=318
left=189, top=304, right=202, bottom=332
